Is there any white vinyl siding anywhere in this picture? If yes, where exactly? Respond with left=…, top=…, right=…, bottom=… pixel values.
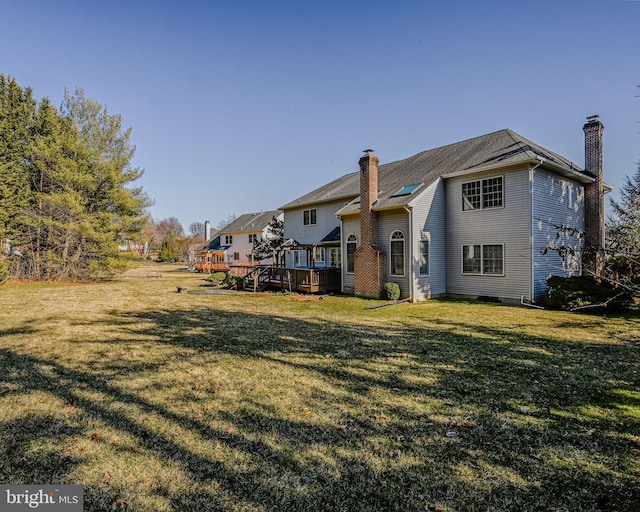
left=377, top=210, right=410, bottom=298
left=283, top=199, right=351, bottom=268
left=410, top=179, right=446, bottom=300
left=284, top=199, right=349, bottom=245
left=341, top=216, right=360, bottom=293
left=446, top=167, right=530, bottom=300
left=532, top=170, right=584, bottom=300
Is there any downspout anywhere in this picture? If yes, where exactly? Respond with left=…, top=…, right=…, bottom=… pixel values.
left=529, top=156, right=544, bottom=304
left=338, top=214, right=345, bottom=294
left=404, top=205, right=414, bottom=302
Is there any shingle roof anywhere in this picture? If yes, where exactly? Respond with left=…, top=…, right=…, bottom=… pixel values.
left=280, top=128, right=594, bottom=216
left=279, top=172, right=360, bottom=210
left=219, top=210, right=281, bottom=234
left=319, top=226, right=341, bottom=244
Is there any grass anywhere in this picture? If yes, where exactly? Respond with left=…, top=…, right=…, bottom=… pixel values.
left=0, top=262, right=638, bottom=511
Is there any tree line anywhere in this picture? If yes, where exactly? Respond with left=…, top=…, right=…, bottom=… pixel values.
left=0, top=75, right=151, bottom=282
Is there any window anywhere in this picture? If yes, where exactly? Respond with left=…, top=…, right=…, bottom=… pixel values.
left=567, top=182, right=579, bottom=209
left=233, top=252, right=240, bottom=261
left=462, top=244, right=504, bottom=275
left=248, top=234, right=257, bottom=244
left=391, top=183, right=421, bottom=197
left=224, top=235, right=233, bottom=245
left=462, top=181, right=481, bottom=210
left=314, top=247, right=325, bottom=264
left=462, top=176, right=503, bottom=210
left=419, top=235, right=429, bottom=275
left=329, top=248, right=341, bottom=268
left=303, top=209, right=317, bottom=226
left=463, top=245, right=481, bottom=273
left=390, top=230, right=405, bottom=276
left=346, top=234, right=357, bottom=273
left=482, top=245, right=503, bottom=274
left=293, top=250, right=301, bottom=267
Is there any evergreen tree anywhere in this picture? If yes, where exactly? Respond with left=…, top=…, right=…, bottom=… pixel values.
left=248, top=216, right=284, bottom=263
left=1, top=77, right=151, bottom=281
left=0, top=75, right=36, bottom=244
left=604, top=161, right=640, bottom=298
left=607, top=161, right=640, bottom=256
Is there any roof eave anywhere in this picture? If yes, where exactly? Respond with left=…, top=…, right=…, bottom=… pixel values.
left=279, top=193, right=359, bottom=211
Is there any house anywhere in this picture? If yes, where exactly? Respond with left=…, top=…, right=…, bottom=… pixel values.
left=195, top=210, right=282, bottom=274
left=279, top=173, right=358, bottom=270
left=279, top=117, right=608, bottom=303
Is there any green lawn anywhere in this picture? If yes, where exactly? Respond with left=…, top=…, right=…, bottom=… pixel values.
left=0, top=264, right=638, bottom=511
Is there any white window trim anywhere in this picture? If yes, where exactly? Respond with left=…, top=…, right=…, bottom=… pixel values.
left=461, top=243, right=505, bottom=276
left=329, top=247, right=341, bottom=268
left=390, top=230, right=406, bottom=277
left=419, top=232, right=430, bottom=276
left=303, top=208, right=317, bottom=226
left=314, top=246, right=325, bottom=264
left=345, top=233, right=357, bottom=274
left=567, top=182, right=579, bottom=210
left=461, top=175, right=505, bottom=212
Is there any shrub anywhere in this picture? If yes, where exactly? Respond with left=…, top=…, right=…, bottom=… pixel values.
left=545, top=275, right=632, bottom=313
left=205, top=272, right=228, bottom=287
left=384, top=282, right=400, bottom=301
left=233, top=276, right=244, bottom=290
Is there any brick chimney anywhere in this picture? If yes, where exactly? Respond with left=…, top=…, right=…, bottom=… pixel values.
left=354, top=150, right=385, bottom=298
left=359, top=149, right=378, bottom=248
left=582, top=115, right=605, bottom=275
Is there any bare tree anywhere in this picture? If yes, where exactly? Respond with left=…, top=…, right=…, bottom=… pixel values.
left=188, top=221, right=205, bottom=240
left=216, top=213, right=237, bottom=230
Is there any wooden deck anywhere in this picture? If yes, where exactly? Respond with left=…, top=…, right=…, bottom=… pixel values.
left=245, top=267, right=341, bottom=294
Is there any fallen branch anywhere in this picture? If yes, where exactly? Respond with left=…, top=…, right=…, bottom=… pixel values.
left=365, top=298, right=411, bottom=310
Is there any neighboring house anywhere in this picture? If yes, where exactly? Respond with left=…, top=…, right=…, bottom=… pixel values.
left=196, top=210, right=283, bottom=273
left=280, top=117, right=609, bottom=303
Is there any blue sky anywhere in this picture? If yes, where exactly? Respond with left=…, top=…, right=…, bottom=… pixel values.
left=2, top=0, right=638, bottom=229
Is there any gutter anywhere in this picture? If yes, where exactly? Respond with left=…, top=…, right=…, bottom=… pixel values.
left=441, top=158, right=597, bottom=185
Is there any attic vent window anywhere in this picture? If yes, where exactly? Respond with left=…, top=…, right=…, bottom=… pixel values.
left=391, top=183, right=421, bottom=197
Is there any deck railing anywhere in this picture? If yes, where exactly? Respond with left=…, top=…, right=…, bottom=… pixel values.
left=254, top=267, right=341, bottom=294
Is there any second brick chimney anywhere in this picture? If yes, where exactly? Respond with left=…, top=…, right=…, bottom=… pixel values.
left=354, top=150, right=385, bottom=298
left=582, top=115, right=605, bottom=276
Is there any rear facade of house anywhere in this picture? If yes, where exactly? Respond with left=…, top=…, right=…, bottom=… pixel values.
left=281, top=118, right=606, bottom=303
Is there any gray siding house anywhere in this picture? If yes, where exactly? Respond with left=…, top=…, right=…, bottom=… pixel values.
left=280, top=118, right=607, bottom=303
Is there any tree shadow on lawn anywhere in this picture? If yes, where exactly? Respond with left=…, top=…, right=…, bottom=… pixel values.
left=0, top=415, right=84, bottom=485
left=1, top=303, right=638, bottom=511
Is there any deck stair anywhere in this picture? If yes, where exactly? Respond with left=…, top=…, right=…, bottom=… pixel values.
left=243, top=266, right=271, bottom=292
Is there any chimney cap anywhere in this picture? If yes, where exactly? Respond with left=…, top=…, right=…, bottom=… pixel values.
left=586, top=114, right=600, bottom=122
left=363, top=148, right=375, bottom=155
